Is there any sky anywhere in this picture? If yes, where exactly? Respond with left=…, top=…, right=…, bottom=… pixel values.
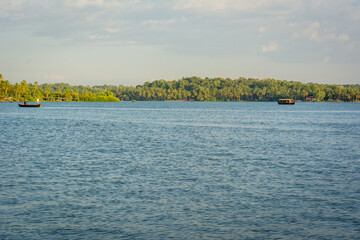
left=1, top=0, right=359, bottom=86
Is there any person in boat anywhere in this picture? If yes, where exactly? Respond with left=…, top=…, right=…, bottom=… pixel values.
left=23, top=100, right=27, bottom=105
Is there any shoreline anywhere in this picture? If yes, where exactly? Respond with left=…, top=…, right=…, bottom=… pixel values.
left=1, top=100, right=358, bottom=103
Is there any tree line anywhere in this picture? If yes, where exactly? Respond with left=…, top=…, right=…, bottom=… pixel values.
left=1, top=74, right=359, bottom=102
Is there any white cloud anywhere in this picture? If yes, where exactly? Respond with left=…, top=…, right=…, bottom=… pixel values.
left=261, top=41, right=278, bottom=53
left=65, top=0, right=105, bottom=8
left=306, top=21, right=321, bottom=41
left=258, top=26, right=266, bottom=33
left=350, top=7, right=360, bottom=20
left=337, top=34, right=350, bottom=41
left=88, top=34, right=111, bottom=40
left=142, top=19, right=176, bottom=31
left=93, top=40, right=137, bottom=46
left=173, top=0, right=227, bottom=11
left=104, top=28, right=121, bottom=33
left=64, top=0, right=147, bottom=9
left=323, top=56, right=331, bottom=63
left=173, top=0, right=300, bottom=14
left=299, top=21, right=350, bottom=42
left=0, top=0, right=25, bottom=19
left=304, top=21, right=345, bottom=42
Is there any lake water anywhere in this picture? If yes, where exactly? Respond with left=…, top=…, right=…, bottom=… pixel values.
left=1, top=102, right=359, bottom=239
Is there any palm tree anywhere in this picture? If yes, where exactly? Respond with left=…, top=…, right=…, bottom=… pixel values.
left=45, top=89, right=51, bottom=101
left=19, top=80, right=29, bottom=100
left=0, top=79, right=11, bottom=98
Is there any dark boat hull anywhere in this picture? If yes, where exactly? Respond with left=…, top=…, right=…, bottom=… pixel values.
left=278, top=99, right=295, bottom=105
left=19, top=104, right=41, bottom=108
left=278, top=102, right=295, bottom=105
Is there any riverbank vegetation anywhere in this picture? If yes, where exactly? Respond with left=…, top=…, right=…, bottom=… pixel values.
left=1, top=74, right=359, bottom=102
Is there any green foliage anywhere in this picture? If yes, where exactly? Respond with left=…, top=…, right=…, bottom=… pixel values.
left=116, top=77, right=360, bottom=102
left=0, top=76, right=120, bottom=102
left=1, top=74, right=359, bottom=102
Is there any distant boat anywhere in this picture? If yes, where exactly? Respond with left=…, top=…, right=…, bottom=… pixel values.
left=131, top=100, right=136, bottom=102
left=19, top=99, right=41, bottom=108
left=19, top=103, right=41, bottom=108
left=278, top=99, right=295, bottom=105
left=305, top=96, right=316, bottom=102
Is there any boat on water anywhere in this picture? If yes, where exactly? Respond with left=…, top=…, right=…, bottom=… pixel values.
left=19, top=103, right=41, bottom=108
left=305, top=96, right=316, bottom=102
left=19, top=99, right=41, bottom=108
left=278, top=99, right=295, bottom=105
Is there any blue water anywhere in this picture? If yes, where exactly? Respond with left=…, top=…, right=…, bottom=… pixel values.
left=1, top=102, right=359, bottom=239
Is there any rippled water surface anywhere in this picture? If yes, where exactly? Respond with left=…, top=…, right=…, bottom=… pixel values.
left=1, top=102, right=360, bottom=239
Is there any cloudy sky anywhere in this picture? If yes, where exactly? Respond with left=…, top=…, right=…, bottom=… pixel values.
left=1, top=0, right=359, bottom=85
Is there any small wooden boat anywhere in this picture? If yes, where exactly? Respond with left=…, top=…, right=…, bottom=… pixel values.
left=19, top=99, right=41, bottom=108
left=19, top=103, right=41, bottom=108
left=278, top=99, right=295, bottom=105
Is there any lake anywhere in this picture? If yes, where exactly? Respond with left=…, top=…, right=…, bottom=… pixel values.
left=1, top=102, right=359, bottom=239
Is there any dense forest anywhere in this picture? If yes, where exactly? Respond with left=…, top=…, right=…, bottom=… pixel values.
left=1, top=74, right=359, bottom=102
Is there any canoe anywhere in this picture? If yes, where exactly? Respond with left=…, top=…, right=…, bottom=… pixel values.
left=19, top=103, right=41, bottom=108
